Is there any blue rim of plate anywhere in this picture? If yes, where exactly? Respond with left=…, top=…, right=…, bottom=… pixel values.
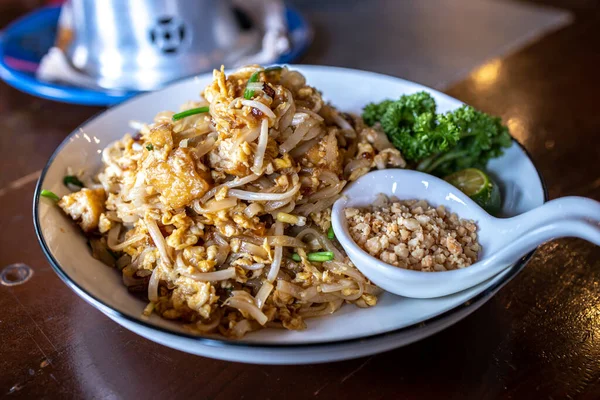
left=0, top=5, right=312, bottom=106
left=32, top=68, right=549, bottom=349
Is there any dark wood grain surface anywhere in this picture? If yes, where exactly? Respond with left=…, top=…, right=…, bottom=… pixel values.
left=1, top=1, right=599, bottom=398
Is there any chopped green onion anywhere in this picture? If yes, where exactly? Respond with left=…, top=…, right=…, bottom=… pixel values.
left=291, top=251, right=334, bottom=263
left=63, top=175, right=85, bottom=188
left=146, top=143, right=154, bottom=151
left=243, top=66, right=283, bottom=100
left=243, top=70, right=262, bottom=100
left=40, top=190, right=59, bottom=201
left=327, top=226, right=335, bottom=240
left=307, top=251, right=334, bottom=262
left=172, top=106, right=210, bottom=121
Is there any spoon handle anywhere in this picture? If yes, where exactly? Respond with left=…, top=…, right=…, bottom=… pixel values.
left=514, top=196, right=599, bottom=223
left=478, top=218, right=600, bottom=279
left=492, top=196, right=600, bottom=247
left=479, top=197, right=600, bottom=275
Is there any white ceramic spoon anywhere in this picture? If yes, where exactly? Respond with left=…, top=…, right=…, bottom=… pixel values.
left=331, top=169, right=600, bottom=298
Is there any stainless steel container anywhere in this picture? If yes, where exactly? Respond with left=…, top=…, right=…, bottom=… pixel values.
left=62, top=0, right=287, bottom=91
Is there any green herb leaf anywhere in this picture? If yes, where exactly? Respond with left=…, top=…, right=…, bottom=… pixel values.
left=172, top=106, right=210, bottom=121
left=63, top=175, right=85, bottom=188
left=363, top=100, right=393, bottom=126
left=362, top=92, right=511, bottom=176
left=40, top=189, right=60, bottom=201
left=376, top=92, right=460, bottom=162
left=145, top=143, right=154, bottom=151
left=419, top=106, right=512, bottom=176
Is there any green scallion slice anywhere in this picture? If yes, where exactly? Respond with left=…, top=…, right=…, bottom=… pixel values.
left=243, top=70, right=262, bottom=100
left=243, top=66, right=283, bottom=100
left=327, top=226, right=335, bottom=240
left=63, top=175, right=85, bottom=188
left=307, top=251, right=334, bottom=262
left=291, top=251, right=334, bottom=263
left=40, top=190, right=60, bottom=201
left=172, top=106, right=210, bottom=121
left=145, top=143, right=154, bottom=151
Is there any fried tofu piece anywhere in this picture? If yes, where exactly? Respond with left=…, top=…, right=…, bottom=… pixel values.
left=58, top=188, right=106, bottom=232
left=147, top=147, right=210, bottom=209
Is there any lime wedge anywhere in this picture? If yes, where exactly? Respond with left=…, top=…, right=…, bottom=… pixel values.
left=444, top=168, right=501, bottom=215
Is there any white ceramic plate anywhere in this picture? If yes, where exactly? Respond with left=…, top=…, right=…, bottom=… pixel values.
left=34, top=65, right=547, bottom=364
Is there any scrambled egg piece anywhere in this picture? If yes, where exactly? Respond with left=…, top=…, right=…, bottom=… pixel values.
left=273, top=153, right=293, bottom=170
left=208, top=137, right=251, bottom=176
left=146, top=147, right=210, bottom=209
left=162, top=212, right=202, bottom=250
left=171, top=277, right=218, bottom=319
left=166, top=226, right=200, bottom=250
left=278, top=307, right=306, bottom=330
left=98, top=213, right=112, bottom=233
left=183, top=246, right=215, bottom=272
left=310, top=208, right=332, bottom=232
left=58, top=188, right=106, bottom=232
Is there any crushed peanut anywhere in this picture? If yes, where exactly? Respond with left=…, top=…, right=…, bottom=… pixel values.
left=345, top=195, right=481, bottom=271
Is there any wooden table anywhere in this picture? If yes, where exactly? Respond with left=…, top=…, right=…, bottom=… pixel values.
left=1, top=1, right=599, bottom=398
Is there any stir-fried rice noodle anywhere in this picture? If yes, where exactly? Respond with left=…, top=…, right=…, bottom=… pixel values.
left=184, top=268, right=237, bottom=282
left=76, top=65, right=406, bottom=338
left=241, top=263, right=265, bottom=271
left=267, top=235, right=305, bottom=248
left=192, top=197, right=237, bottom=213
left=243, top=202, right=263, bottom=217
left=255, top=281, right=274, bottom=309
left=148, top=267, right=160, bottom=302
left=194, top=135, right=217, bottom=157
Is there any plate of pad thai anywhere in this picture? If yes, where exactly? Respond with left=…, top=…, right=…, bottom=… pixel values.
left=34, top=65, right=546, bottom=363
